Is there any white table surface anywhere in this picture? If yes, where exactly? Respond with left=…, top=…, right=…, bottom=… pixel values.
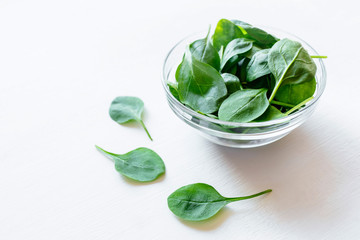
left=1, top=0, right=360, bottom=239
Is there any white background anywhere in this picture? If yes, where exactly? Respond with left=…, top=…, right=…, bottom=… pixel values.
left=1, top=0, right=360, bottom=239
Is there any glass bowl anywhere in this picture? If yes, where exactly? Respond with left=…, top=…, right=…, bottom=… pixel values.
left=161, top=27, right=326, bottom=148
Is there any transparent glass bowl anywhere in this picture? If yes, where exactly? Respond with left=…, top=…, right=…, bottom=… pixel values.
left=161, top=27, right=326, bottom=148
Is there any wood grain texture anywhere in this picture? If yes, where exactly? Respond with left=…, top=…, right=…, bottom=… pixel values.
left=1, top=0, right=360, bottom=239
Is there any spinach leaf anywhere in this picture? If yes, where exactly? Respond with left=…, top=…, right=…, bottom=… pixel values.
left=176, top=47, right=227, bottom=114
left=212, top=19, right=245, bottom=51
left=245, top=75, right=275, bottom=95
left=232, top=20, right=278, bottom=48
left=189, top=30, right=220, bottom=71
left=95, top=146, right=165, bottom=182
left=218, top=89, right=269, bottom=123
left=167, top=183, right=272, bottom=221
left=238, top=58, right=250, bottom=82
left=275, top=78, right=316, bottom=105
left=222, top=55, right=240, bottom=73
left=221, top=73, right=242, bottom=94
left=244, top=45, right=263, bottom=59
left=109, top=96, right=152, bottom=141
left=268, top=38, right=316, bottom=102
left=246, top=49, right=271, bottom=82
left=220, top=38, right=253, bottom=70
left=167, top=82, right=180, bottom=101
left=253, top=105, right=286, bottom=122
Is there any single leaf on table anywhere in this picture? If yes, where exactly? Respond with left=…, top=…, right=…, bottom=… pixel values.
left=218, top=89, right=269, bottom=123
left=275, top=78, right=316, bottom=105
left=253, top=105, right=286, bottom=122
left=109, top=96, right=152, bottom=140
left=220, top=38, right=253, bottom=70
left=176, top=47, right=227, bottom=114
left=189, top=30, right=220, bottom=71
left=232, top=20, right=278, bottom=48
left=95, top=146, right=165, bottom=182
left=167, top=183, right=272, bottom=221
left=221, top=73, right=242, bottom=94
left=268, top=38, right=316, bottom=102
left=246, top=49, right=271, bottom=82
left=212, top=19, right=245, bottom=51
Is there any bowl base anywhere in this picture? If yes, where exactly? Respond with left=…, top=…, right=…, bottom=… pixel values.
left=198, top=132, right=291, bottom=148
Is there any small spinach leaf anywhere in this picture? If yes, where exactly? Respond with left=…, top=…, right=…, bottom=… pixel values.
left=221, top=73, right=242, bottom=94
left=232, top=20, right=278, bottom=48
left=244, top=45, right=263, bottom=59
left=176, top=47, right=227, bottom=114
left=275, top=78, right=316, bottom=105
left=253, top=105, right=286, bottom=122
left=190, top=30, right=220, bottom=71
left=109, top=96, right=152, bottom=140
left=167, top=82, right=180, bottom=101
left=167, top=183, right=272, bottom=221
left=220, top=38, right=253, bottom=70
left=268, top=38, right=316, bottom=102
left=95, top=146, right=165, bottom=182
left=212, top=19, right=245, bottom=51
left=218, top=89, right=269, bottom=123
left=246, top=49, right=271, bottom=82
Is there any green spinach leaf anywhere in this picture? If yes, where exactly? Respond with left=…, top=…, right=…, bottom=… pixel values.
left=246, top=49, right=271, bottom=82
left=245, top=75, right=275, bottom=96
left=244, top=45, right=263, bottom=59
left=218, top=89, right=269, bottom=123
left=232, top=20, right=278, bottom=48
left=221, top=73, right=242, bottom=94
left=167, top=183, right=271, bottom=221
left=190, top=30, right=220, bottom=71
left=238, top=58, right=250, bottom=82
left=220, top=38, right=253, bottom=70
left=253, top=105, right=286, bottom=122
left=275, top=78, right=316, bottom=105
left=212, top=19, right=245, bottom=51
left=176, top=47, right=227, bottom=114
left=167, top=82, right=180, bottom=101
left=109, top=96, right=152, bottom=141
left=268, top=38, right=316, bottom=102
left=95, top=146, right=165, bottom=182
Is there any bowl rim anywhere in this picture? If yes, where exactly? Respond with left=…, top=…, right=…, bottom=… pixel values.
left=161, top=26, right=327, bottom=128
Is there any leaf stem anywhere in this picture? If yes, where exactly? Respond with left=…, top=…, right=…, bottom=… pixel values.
left=94, top=145, right=118, bottom=160
left=271, top=100, right=295, bottom=108
left=226, top=189, right=272, bottom=202
left=239, top=81, right=244, bottom=90
left=139, top=120, right=153, bottom=141
left=311, top=55, right=327, bottom=59
left=285, top=96, right=314, bottom=115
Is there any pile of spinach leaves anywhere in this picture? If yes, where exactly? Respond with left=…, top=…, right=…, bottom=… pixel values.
left=170, top=19, right=325, bottom=123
